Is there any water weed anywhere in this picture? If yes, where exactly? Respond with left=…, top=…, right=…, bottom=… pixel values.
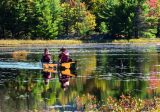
left=75, top=94, right=160, bottom=111
left=12, top=50, right=28, bottom=61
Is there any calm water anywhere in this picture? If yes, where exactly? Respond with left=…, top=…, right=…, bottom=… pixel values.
left=0, top=43, right=160, bottom=111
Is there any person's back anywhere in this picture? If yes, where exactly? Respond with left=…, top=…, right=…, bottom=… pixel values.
left=59, top=48, right=71, bottom=63
left=42, top=48, right=52, bottom=63
left=42, top=54, right=51, bottom=63
left=59, top=52, right=69, bottom=63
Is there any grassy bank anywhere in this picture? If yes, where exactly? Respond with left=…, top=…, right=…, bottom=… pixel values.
left=0, top=38, right=160, bottom=46
left=81, top=38, right=160, bottom=44
left=0, top=39, right=83, bottom=46
left=113, top=38, right=160, bottom=44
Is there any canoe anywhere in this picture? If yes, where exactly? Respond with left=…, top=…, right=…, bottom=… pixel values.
left=43, top=62, right=76, bottom=73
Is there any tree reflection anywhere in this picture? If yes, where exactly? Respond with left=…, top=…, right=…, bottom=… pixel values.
left=2, top=46, right=160, bottom=111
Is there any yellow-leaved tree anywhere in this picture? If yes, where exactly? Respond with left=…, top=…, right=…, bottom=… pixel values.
left=61, top=1, right=96, bottom=37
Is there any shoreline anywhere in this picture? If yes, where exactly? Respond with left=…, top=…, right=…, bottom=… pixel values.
left=0, top=39, right=83, bottom=46
left=0, top=38, right=160, bottom=46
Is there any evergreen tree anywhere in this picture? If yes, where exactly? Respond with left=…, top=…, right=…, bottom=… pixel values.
left=98, top=0, right=136, bottom=38
left=15, top=0, right=36, bottom=39
left=0, top=0, right=19, bottom=38
left=32, top=0, right=62, bottom=39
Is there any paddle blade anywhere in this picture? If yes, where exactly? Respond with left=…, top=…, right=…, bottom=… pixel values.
left=61, top=69, right=76, bottom=77
left=43, top=63, right=57, bottom=73
left=43, top=69, right=56, bottom=73
left=43, top=63, right=57, bottom=69
left=61, top=62, right=75, bottom=69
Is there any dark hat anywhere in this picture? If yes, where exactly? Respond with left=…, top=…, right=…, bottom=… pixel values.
left=44, top=48, right=48, bottom=52
left=60, top=47, right=66, bottom=52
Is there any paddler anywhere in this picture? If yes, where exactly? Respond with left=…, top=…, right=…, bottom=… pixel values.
left=41, top=48, right=52, bottom=63
left=58, top=47, right=72, bottom=63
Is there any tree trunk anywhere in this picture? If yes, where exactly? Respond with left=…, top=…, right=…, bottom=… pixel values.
left=134, top=5, right=140, bottom=39
left=157, top=18, right=160, bottom=38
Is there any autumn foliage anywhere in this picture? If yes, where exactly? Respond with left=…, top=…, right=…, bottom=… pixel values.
left=75, top=94, right=160, bottom=111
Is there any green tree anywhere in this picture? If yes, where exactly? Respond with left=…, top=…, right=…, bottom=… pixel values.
left=82, top=0, right=106, bottom=32
left=0, top=0, right=19, bottom=38
left=98, top=0, right=138, bottom=38
left=15, top=0, right=37, bottom=39
left=60, top=1, right=96, bottom=37
left=0, top=0, right=62, bottom=39
left=32, top=0, right=62, bottom=39
left=99, top=22, right=108, bottom=33
left=137, top=0, right=160, bottom=38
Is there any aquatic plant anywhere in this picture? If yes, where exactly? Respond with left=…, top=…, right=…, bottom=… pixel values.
left=75, top=93, right=98, bottom=111
left=12, top=50, right=28, bottom=61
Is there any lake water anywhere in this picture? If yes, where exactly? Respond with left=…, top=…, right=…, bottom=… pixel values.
left=0, top=43, right=160, bottom=111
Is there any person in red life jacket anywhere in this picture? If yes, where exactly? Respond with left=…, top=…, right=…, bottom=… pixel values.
left=59, top=47, right=72, bottom=63
left=41, top=48, right=56, bottom=85
left=42, top=48, right=52, bottom=63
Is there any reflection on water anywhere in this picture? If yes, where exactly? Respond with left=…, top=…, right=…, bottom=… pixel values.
left=1, top=44, right=160, bottom=111
left=0, top=62, right=42, bottom=69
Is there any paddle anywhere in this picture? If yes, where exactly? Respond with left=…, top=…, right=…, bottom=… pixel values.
left=43, top=67, right=76, bottom=76
left=43, top=63, right=57, bottom=69
left=43, top=62, right=75, bottom=69
left=43, top=68, right=56, bottom=73
left=61, top=62, right=75, bottom=69
left=61, top=69, right=76, bottom=77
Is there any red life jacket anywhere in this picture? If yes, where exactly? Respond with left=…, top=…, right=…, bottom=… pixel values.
left=59, top=53, right=69, bottom=63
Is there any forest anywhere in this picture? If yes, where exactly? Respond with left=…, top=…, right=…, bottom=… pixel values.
left=0, top=0, right=160, bottom=39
